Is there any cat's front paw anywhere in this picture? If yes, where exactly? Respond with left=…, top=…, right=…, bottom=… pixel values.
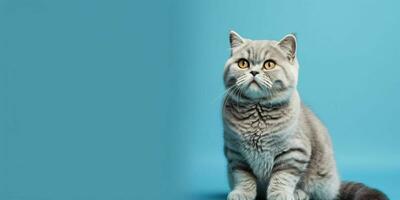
left=267, top=192, right=295, bottom=200
left=294, top=189, right=309, bottom=200
left=227, top=190, right=255, bottom=200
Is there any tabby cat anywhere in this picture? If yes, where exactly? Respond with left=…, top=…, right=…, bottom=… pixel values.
left=222, top=31, right=388, bottom=200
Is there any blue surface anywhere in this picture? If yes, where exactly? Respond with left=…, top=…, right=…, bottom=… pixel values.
left=1, top=0, right=399, bottom=200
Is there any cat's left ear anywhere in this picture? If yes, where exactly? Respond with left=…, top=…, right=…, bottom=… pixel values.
left=229, top=30, right=246, bottom=49
left=278, top=33, right=297, bottom=62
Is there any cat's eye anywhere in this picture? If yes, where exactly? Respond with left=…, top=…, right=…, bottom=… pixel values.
left=263, top=60, right=276, bottom=70
left=237, top=59, right=249, bottom=69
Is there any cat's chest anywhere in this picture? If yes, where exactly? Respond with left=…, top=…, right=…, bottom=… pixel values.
left=224, top=103, right=293, bottom=137
left=242, top=148, right=275, bottom=179
left=237, top=133, right=286, bottom=176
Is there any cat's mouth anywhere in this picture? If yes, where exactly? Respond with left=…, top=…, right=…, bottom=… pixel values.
left=249, top=80, right=261, bottom=88
left=244, top=80, right=266, bottom=97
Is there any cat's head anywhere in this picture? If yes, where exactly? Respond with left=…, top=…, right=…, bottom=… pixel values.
left=224, top=31, right=299, bottom=104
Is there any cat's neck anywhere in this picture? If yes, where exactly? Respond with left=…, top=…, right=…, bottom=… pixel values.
left=225, top=90, right=301, bottom=112
left=223, top=91, right=301, bottom=136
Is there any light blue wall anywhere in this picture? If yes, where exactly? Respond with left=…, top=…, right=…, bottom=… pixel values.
left=1, top=0, right=180, bottom=200
left=1, top=0, right=399, bottom=200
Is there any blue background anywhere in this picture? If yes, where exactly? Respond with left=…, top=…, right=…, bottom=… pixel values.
left=1, top=0, right=399, bottom=200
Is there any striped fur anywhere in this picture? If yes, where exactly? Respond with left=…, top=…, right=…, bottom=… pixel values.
left=223, top=31, right=387, bottom=200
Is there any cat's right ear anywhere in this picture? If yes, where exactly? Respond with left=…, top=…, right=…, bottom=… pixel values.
left=229, top=30, right=245, bottom=50
left=278, top=34, right=297, bottom=62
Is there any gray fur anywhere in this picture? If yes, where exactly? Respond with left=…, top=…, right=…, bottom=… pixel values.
left=222, top=31, right=387, bottom=200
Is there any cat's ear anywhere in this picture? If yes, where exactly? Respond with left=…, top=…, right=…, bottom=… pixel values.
left=229, top=30, right=246, bottom=49
left=278, top=33, right=297, bottom=61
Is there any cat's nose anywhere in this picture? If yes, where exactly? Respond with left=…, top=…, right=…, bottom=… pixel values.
left=250, top=71, right=259, bottom=76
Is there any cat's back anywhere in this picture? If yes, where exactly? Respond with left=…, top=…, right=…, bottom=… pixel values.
left=298, top=103, right=337, bottom=179
left=299, top=103, right=333, bottom=148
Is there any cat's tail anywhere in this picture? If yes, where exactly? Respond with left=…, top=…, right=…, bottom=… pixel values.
left=338, top=181, right=388, bottom=200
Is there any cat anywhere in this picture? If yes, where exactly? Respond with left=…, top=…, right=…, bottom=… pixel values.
left=222, top=31, right=388, bottom=200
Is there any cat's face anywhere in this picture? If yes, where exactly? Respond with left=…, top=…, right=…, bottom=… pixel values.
left=224, top=31, right=299, bottom=104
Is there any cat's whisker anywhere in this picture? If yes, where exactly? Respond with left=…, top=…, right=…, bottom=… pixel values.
left=236, top=80, right=247, bottom=87
left=212, top=85, right=236, bottom=104
left=260, top=77, right=273, bottom=88
left=261, top=81, right=273, bottom=89
left=236, top=76, right=249, bottom=86
left=236, top=76, right=247, bottom=85
left=238, top=87, right=245, bottom=105
left=230, top=86, right=240, bottom=108
left=234, top=87, right=243, bottom=107
left=222, top=85, right=239, bottom=113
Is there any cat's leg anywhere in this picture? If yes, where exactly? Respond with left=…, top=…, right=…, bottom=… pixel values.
left=294, top=189, right=309, bottom=200
left=227, top=167, right=257, bottom=200
left=306, top=170, right=340, bottom=200
left=267, top=145, right=310, bottom=200
left=267, top=159, right=309, bottom=200
left=225, top=144, right=257, bottom=200
left=267, top=171, right=301, bottom=200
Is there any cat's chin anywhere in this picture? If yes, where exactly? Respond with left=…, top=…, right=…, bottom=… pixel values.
left=241, top=88, right=293, bottom=105
left=243, top=82, right=266, bottom=98
left=241, top=91, right=269, bottom=103
left=243, top=92, right=266, bottom=100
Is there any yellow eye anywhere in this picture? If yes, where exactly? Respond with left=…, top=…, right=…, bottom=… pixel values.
left=263, top=60, right=276, bottom=70
left=237, top=59, right=249, bottom=69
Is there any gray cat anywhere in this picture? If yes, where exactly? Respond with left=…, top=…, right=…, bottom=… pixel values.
left=222, top=31, right=388, bottom=200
